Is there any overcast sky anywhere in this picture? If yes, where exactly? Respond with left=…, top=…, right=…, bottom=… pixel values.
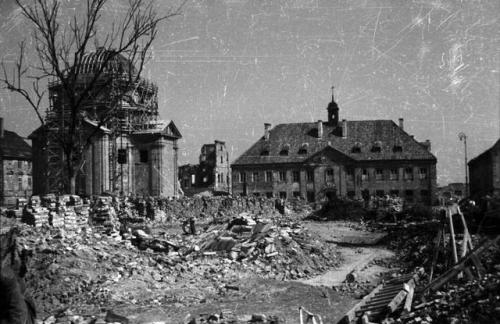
left=1, top=0, right=499, bottom=186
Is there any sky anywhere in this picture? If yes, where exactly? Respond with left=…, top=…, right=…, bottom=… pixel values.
left=0, top=0, right=499, bottom=186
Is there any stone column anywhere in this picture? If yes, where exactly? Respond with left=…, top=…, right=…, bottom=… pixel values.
left=151, top=138, right=166, bottom=196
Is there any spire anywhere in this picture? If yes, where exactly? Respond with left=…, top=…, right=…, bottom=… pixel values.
left=327, top=86, right=339, bottom=126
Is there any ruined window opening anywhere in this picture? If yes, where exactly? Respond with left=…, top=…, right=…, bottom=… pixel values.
left=279, top=144, right=290, bottom=156
left=293, top=191, right=301, bottom=198
left=390, top=190, right=399, bottom=196
left=347, top=191, right=355, bottom=198
left=346, top=168, right=354, bottom=181
left=266, top=192, right=273, bottom=198
left=325, top=169, right=334, bottom=182
left=306, top=170, right=314, bottom=182
left=390, top=168, right=399, bottom=180
left=351, top=147, right=361, bottom=153
left=376, top=190, right=385, bottom=197
left=292, top=170, right=300, bottom=182
left=393, top=145, right=403, bottom=153
left=375, top=169, right=383, bottom=180
left=139, top=150, right=148, bottom=163
left=419, top=167, right=428, bottom=179
left=220, top=156, right=223, bottom=163
left=298, top=143, right=308, bottom=155
left=239, top=172, right=246, bottom=183
left=279, top=171, right=286, bottom=182
left=118, top=149, right=127, bottom=164
left=361, top=169, right=368, bottom=181
left=404, top=167, right=414, bottom=180
left=279, top=191, right=287, bottom=199
left=252, top=172, right=259, bottom=182
left=265, top=171, right=273, bottom=182
left=261, top=150, right=270, bottom=156
left=371, top=146, right=381, bottom=153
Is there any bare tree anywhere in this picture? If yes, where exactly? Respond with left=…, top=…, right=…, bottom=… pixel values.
left=1, top=0, right=183, bottom=194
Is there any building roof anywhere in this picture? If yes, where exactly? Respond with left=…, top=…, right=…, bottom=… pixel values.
left=468, top=138, right=500, bottom=166
left=0, top=130, right=32, bottom=160
left=232, top=119, right=436, bottom=166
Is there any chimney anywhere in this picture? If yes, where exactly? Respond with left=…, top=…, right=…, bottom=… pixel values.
left=317, top=120, right=323, bottom=138
left=264, top=123, right=271, bottom=140
left=0, top=117, right=4, bottom=138
left=398, top=118, right=404, bottom=130
left=342, top=119, right=347, bottom=138
left=424, top=139, right=431, bottom=152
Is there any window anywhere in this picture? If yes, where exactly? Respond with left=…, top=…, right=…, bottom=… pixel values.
left=27, top=177, right=32, bottom=187
left=393, top=145, right=403, bottom=153
left=252, top=172, right=259, bottom=182
left=139, top=150, right=148, bottom=163
left=390, top=168, right=399, bottom=180
left=376, top=190, right=385, bottom=197
left=203, top=176, right=208, bottom=183
left=390, top=190, right=399, bottom=196
left=326, top=169, right=334, bottom=182
left=220, top=172, right=224, bottom=184
left=260, top=150, right=270, bottom=156
left=18, top=177, right=22, bottom=191
left=253, top=192, right=260, bottom=197
left=454, top=190, right=462, bottom=196
left=191, top=174, right=196, bottom=184
left=279, top=171, right=287, bottom=182
left=361, top=169, right=368, bottom=181
left=220, top=156, right=223, bottom=163
left=18, top=161, right=22, bottom=168
left=265, top=171, right=273, bottom=182
left=404, top=167, right=414, bottom=180
left=118, top=149, right=127, bottom=164
left=293, top=191, right=301, bottom=198
left=375, top=169, right=384, bottom=181
left=292, top=170, right=300, bottom=182
left=307, top=191, right=315, bottom=202
left=361, top=189, right=370, bottom=200
left=266, top=192, right=273, bottom=198
left=419, top=168, right=428, bottom=179
left=279, top=144, right=290, bottom=156
left=352, top=146, right=361, bottom=153
left=298, top=143, right=308, bottom=155
left=306, top=170, right=314, bottom=182
left=347, top=191, right=355, bottom=199
left=420, top=190, right=429, bottom=197
left=405, top=190, right=414, bottom=197
left=279, top=191, right=287, bottom=199
left=346, top=168, right=354, bottom=182
left=371, top=146, right=381, bottom=153
left=239, top=172, right=246, bottom=183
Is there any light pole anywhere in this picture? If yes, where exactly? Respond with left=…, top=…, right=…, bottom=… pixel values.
left=458, top=132, right=468, bottom=197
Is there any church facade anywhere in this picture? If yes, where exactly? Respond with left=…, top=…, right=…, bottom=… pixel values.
left=30, top=48, right=182, bottom=198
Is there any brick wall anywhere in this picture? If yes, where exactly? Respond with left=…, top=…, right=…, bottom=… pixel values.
left=2, top=159, right=32, bottom=206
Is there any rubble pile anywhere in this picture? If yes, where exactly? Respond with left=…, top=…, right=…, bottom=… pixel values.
left=90, top=197, right=118, bottom=232
left=191, top=213, right=341, bottom=280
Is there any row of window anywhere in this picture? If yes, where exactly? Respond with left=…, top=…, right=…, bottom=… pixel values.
left=237, top=167, right=428, bottom=183
left=261, top=144, right=405, bottom=156
left=346, top=167, right=428, bottom=181
left=4, top=175, right=32, bottom=191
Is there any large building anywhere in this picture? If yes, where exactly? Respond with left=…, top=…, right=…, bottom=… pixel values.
left=179, top=140, right=231, bottom=195
left=468, top=139, right=500, bottom=199
left=0, top=118, right=33, bottom=205
left=231, top=95, right=437, bottom=205
left=30, top=48, right=182, bottom=197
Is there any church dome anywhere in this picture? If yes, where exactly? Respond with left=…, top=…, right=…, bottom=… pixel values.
left=79, top=47, right=136, bottom=75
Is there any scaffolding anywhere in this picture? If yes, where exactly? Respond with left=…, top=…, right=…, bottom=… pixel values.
left=43, top=50, right=160, bottom=194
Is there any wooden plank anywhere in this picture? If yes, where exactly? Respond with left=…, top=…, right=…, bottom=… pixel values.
left=386, top=290, right=408, bottom=314
left=448, top=210, right=459, bottom=264
left=429, top=228, right=443, bottom=282
left=338, top=283, right=384, bottom=324
left=402, top=281, right=415, bottom=314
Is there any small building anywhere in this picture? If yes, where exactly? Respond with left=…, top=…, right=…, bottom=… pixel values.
left=231, top=95, right=437, bottom=205
left=468, top=139, right=500, bottom=199
left=0, top=118, right=33, bottom=205
left=179, top=140, right=231, bottom=195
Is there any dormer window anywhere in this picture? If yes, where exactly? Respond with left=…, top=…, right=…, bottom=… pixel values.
left=393, top=145, right=403, bottom=153
left=371, top=141, right=382, bottom=153
left=261, top=144, right=270, bottom=156
left=351, top=142, right=362, bottom=153
left=298, top=143, right=309, bottom=155
left=279, top=144, right=290, bottom=156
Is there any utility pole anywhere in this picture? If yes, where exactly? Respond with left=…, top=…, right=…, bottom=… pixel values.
left=458, top=132, right=468, bottom=197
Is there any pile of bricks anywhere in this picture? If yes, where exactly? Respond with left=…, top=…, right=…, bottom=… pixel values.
left=90, top=197, right=118, bottom=232
left=23, top=206, right=50, bottom=227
